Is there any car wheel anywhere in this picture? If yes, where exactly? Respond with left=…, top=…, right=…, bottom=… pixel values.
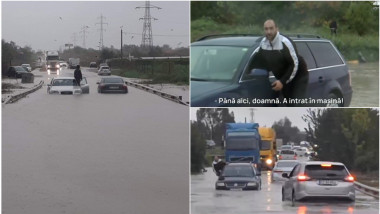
left=291, top=191, right=296, bottom=207
left=326, top=93, right=343, bottom=107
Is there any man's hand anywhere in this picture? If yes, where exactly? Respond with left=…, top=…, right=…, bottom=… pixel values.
left=272, top=80, right=283, bottom=91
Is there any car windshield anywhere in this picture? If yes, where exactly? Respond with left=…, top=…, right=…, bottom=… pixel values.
left=226, top=132, right=259, bottom=150
left=15, top=67, right=26, bottom=71
left=305, top=165, right=348, bottom=180
left=190, top=46, right=249, bottom=81
left=276, top=161, right=299, bottom=168
left=222, top=165, right=254, bottom=177
left=281, top=150, right=295, bottom=155
left=52, top=79, right=77, bottom=86
left=103, top=78, right=123, bottom=83
left=101, top=67, right=110, bottom=70
left=281, top=146, right=292, bottom=150
left=261, top=140, right=271, bottom=150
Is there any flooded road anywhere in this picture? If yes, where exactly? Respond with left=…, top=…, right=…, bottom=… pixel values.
left=191, top=167, right=379, bottom=214
left=349, top=62, right=379, bottom=107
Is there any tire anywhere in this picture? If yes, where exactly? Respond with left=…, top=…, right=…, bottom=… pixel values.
left=291, top=191, right=296, bottom=207
left=326, top=93, right=343, bottom=107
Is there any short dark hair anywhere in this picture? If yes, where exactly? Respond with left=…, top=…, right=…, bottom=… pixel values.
left=76, top=65, right=80, bottom=69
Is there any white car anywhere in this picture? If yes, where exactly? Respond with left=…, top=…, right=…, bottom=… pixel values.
left=47, top=77, right=83, bottom=95
left=279, top=150, right=297, bottom=160
left=98, top=66, right=111, bottom=75
left=21, top=64, right=32, bottom=72
left=59, top=62, right=68, bottom=68
left=271, top=160, right=299, bottom=182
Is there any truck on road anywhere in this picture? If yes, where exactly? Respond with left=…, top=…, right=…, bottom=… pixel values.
left=46, top=51, right=60, bottom=73
left=68, top=58, right=80, bottom=69
left=224, top=123, right=262, bottom=171
left=259, top=127, right=277, bottom=169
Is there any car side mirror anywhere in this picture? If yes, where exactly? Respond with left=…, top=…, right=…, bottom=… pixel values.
left=218, top=176, right=225, bottom=181
left=282, top=173, right=289, bottom=178
left=96, top=82, right=100, bottom=84
left=249, top=68, right=268, bottom=77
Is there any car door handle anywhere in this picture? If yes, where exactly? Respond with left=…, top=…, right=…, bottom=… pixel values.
left=318, top=76, right=324, bottom=83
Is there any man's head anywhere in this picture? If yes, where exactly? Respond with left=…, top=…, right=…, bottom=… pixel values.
left=264, top=19, right=278, bottom=42
left=76, top=65, right=80, bottom=69
left=214, top=156, right=219, bottom=161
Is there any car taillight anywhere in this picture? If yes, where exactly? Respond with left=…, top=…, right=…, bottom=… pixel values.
left=293, top=155, right=297, bottom=160
left=279, top=155, right=282, bottom=160
left=123, top=85, right=128, bottom=89
left=348, top=70, right=352, bottom=87
left=297, top=174, right=311, bottom=181
left=345, top=175, right=355, bottom=182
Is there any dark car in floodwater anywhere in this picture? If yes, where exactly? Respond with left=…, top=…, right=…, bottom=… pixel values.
left=190, top=34, right=352, bottom=107
left=215, top=163, right=262, bottom=191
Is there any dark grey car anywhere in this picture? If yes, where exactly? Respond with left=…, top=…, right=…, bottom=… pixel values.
left=97, top=77, right=128, bottom=93
left=191, top=34, right=353, bottom=107
left=215, top=163, right=261, bottom=190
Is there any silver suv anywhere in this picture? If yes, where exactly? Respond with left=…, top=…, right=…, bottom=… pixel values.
left=282, top=161, right=355, bottom=206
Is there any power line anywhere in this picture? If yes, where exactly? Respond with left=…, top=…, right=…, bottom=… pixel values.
left=136, top=1, right=161, bottom=48
left=96, top=14, right=108, bottom=49
left=123, top=32, right=188, bottom=37
left=79, top=25, right=89, bottom=48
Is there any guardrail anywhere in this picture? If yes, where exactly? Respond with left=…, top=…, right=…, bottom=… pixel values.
left=124, top=80, right=189, bottom=106
left=354, top=181, right=379, bottom=199
left=3, top=80, right=44, bottom=104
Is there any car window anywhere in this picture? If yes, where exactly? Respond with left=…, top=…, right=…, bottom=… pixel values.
left=53, top=79, right=76, bottom=86
left=191, top=46, right=249, bottom=81
left=305, top=165, right=348, bottom=180
left=104, top=78, right=124, bottom=83
left=307, top=42, right=344, bottom=67
left=281, top=150, right=294, bottom=155
left=296, top=42, right=316, bottom=69
left=222, top=165, right=254, bottom=177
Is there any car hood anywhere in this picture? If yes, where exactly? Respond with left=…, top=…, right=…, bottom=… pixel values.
left=50, top=86, right=81, bottom=91
left=191, top=81, right=235, bottom=105
left=220, top=176, right=259, bottom=183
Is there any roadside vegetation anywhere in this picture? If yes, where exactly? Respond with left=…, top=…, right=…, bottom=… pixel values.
left=191, top=1, right=379, bottom=62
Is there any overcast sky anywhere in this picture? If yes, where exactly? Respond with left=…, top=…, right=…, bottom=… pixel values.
left=2, top=1, right=189, bottom=51
left=190, top=108, right=315, bottom=131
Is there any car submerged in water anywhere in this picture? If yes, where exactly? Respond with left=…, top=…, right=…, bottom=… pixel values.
left=190, top=34, right=352, bottom=107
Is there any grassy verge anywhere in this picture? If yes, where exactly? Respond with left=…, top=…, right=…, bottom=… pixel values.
left=111, top=63, right=189, bottom=85
left=192, top=18, right=379, bottom=62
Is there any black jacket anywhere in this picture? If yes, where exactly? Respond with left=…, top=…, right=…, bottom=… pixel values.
left=254, top=32, right=308, bottom=85
left=74, top=69, right=82, bottom=81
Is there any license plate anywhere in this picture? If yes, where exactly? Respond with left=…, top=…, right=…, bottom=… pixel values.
left=109, top=86, right=119, bottom=89
left=319, top=180, right=337, bottom=186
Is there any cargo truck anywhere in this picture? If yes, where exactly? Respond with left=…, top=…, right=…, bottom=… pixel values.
left=259, top=127, right=277, bottom=169
left=46, top=51, right=60, bottom=74
left=68, top=58, right=80, bottom=69
left=224, top=123, right=262, bottom=171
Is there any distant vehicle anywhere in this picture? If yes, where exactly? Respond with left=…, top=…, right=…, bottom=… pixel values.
left=98, top=66, right=111, bottom=76
left=271, top=160, right=299, bottom=182
left=46, top=51, right=60, bottom=74
left=294, top=147, right=309, bottom=158
left=279, top=150, right=297, bottom=160
left=98, top=63, right=108, bottom=69
left=59, top=61, right=68, bottom=68
left=224, top=123, right=262, bottom=171
left=259, top=127, right=277, bottom=169
left=7, top=66, right=28, bottom=78
left=21, top=64, right=32, bottom=72
left=282, top=161, right=355, bottom=206
left=292, top=146, right=301, bottom=151
left=47, top=77, right=85, bottom=95
left=215, top=163, right=261, bottom=190
left=97, top=77, right=128, bottom=93
left=68, top=58, right=80, bottom=69
left=89, top=62, right=97, bottom=68
left=191, top=34, right=352, bottom=107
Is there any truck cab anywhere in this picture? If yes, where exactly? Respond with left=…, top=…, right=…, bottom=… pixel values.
left=259, top=127, right=277, bottom=169
left=225, top=123, right=262, bottom=171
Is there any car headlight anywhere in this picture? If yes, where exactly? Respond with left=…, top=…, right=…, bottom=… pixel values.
left=74, top=90, right=82, bottom=94
left=216, top=182, right=225, bottom=187
left=266, top=159, right=273, bottom=165
left=247, top=182, right=257, bottom=187
left=47, top=65, right=51, bottom=68
left=56, top=64, right=60, bottom=68
left=49, top=90, right=59, bottom=94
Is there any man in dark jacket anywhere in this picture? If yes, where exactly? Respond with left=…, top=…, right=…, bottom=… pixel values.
left=212, top=156, right=226, bottom=176
left=74, top=65, right=82, bottom=86
left=253, top=19, right=309, bottom=106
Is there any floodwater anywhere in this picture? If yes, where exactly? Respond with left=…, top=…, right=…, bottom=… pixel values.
left=349, top=62, right=379, bottom=107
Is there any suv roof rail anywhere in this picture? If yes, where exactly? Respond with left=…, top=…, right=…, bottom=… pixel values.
left=286, top=34, right=322, bottom=39
left=196, top=34, right=263, bottom=41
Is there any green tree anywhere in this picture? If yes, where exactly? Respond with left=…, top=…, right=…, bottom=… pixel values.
left=191, top=122, right=207, bottom=174
left=272, top=117, right=303, bottom=145
left=344, top=2, right=377, bottom=35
